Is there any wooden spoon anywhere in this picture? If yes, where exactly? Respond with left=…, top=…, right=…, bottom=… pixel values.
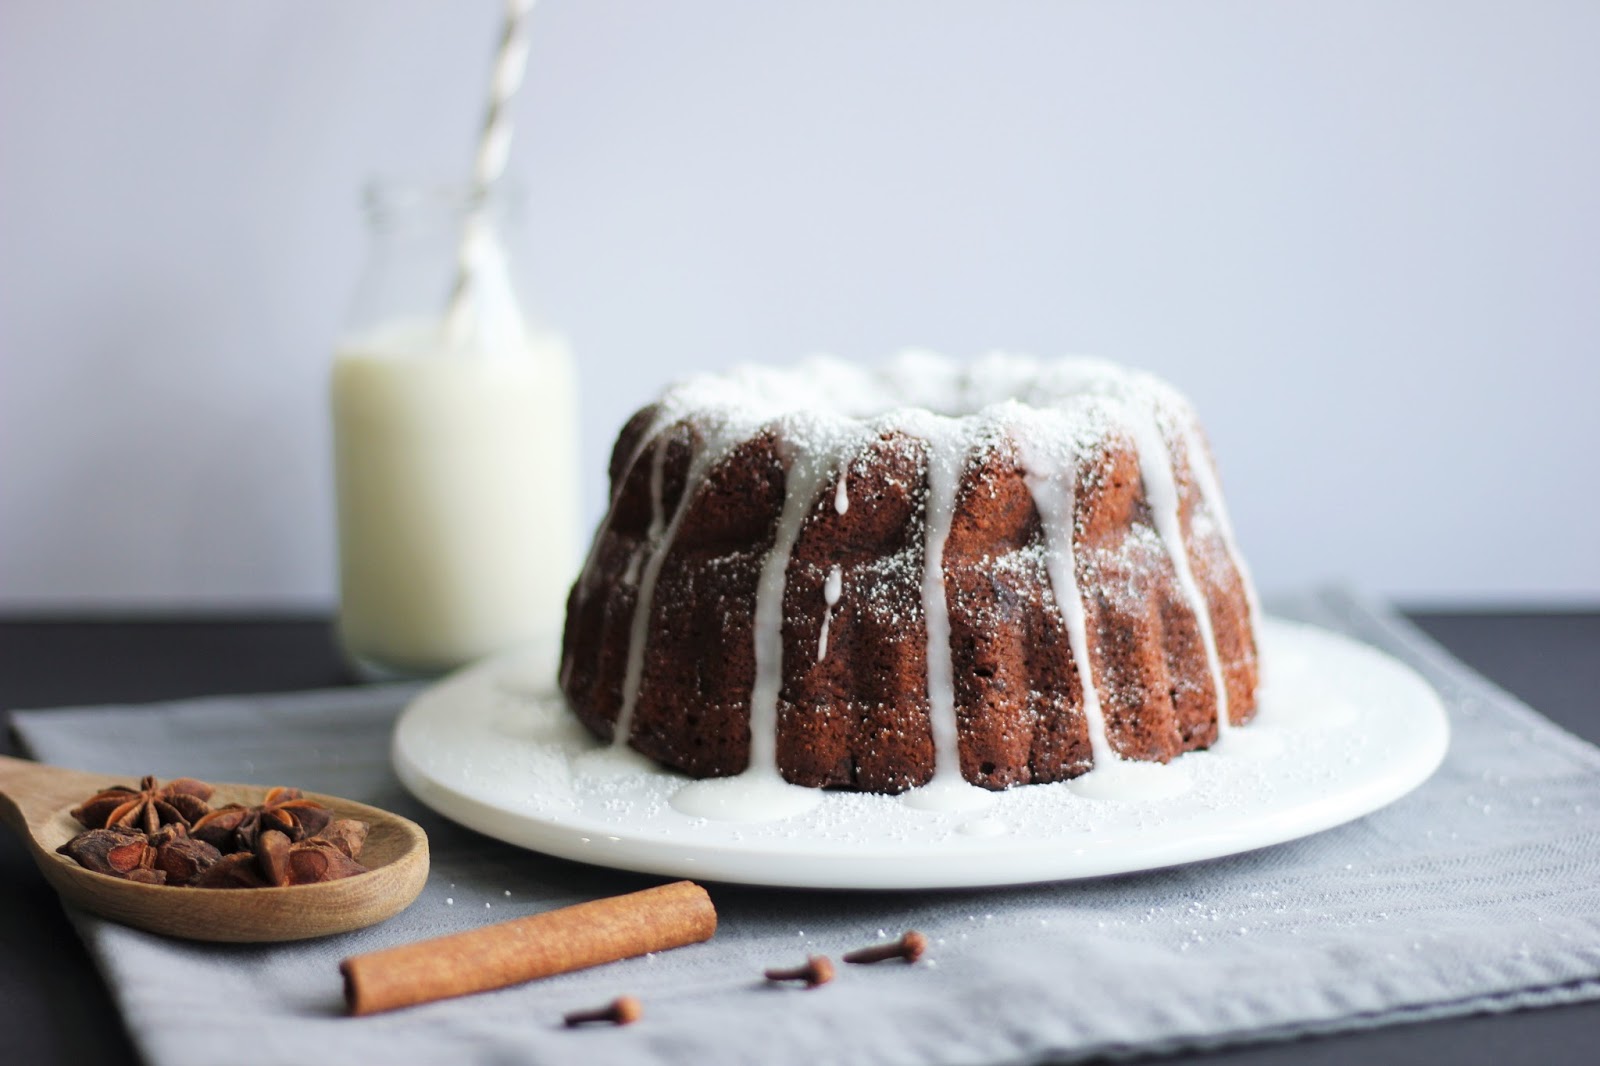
left=0, top=754, right=429, bottom=942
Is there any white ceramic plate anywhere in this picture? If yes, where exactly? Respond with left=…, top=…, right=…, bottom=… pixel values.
left=392, top=618, right=1448, bottom=889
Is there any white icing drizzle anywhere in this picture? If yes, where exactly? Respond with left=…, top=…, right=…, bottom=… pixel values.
left=1121, top=402, right=1232, bottom=736
left=911, top=422, right=969, bottom=790
left=745, top=431, right=840, bottom=778
left=1172, top=419, right=1263, bottom=646
left=620, top=548, right=643, bottom=587
left=670, top=771, right=820, bottom=820
left=610, top=442, right=696, bottom=750
left=668, top=422, right=859, bottom=820
left=645, top=430, right=670, bottom=539
left=900, top=773, right=997, bottom=812
left=572, top=741, right=657, bottom=780
left=1014, top=423, right=1117, bottom=768
left=611, top=407, right=823, bottom=753
left=575, top=439, right=649, bottom=601
left=620, top=431, right=671, bottom=587
left=565, top=434, right=664, bottom=690
left=834, top=465, right=850, bottom=514
left=1067, top=758, right=1192, bottom=800
left=817, top=564, right=843, bottom=662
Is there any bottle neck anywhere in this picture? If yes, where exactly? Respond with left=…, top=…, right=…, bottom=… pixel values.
left=345, top=180, right=537, bottom=353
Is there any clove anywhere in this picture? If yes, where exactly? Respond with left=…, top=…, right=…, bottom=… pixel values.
left=563, top=996, right=643, bottom=1027
left=843, top=930, right=928, bottom=965
left=764, top=955, right=834, bottom=988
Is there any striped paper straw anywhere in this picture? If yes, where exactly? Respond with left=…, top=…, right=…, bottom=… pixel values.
left=444, top=0, right=538, bottom=347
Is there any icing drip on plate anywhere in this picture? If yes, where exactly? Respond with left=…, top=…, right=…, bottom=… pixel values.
left=670, top=767, right=821, bottom=821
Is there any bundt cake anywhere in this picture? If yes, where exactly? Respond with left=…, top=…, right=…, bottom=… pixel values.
left=560, top=352, right=1260, bottom=794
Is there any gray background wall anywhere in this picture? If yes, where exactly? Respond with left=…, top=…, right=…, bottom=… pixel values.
left=2, top=0, right=1596, bottom=610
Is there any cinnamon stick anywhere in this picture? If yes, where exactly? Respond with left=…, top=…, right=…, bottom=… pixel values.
left=340, top=880, right=715, bottom=1016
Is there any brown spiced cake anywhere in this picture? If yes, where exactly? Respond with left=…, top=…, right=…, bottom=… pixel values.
left=560, top=352, right=1260, bottom=794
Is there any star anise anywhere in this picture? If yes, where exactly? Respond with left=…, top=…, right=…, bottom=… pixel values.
left=147, top=823, right=223, bottom=886
left=284, top=838, right=368, bottom=885
left=189, top=828, right=367, bottom=888
left=70, top=775, right=214, bottom=835
left=187, top=804, right=251, bottom=851
left=257, top=829, right=293, bottom=887
left=190, top=787, right=333, bottom=852
left=312, top=818, right=369, bottom=861
left=190, top=852, right=269, bottom=889
left=56, top=827, right=166, bottom=884
left=254, top=827, right=368, bottom=886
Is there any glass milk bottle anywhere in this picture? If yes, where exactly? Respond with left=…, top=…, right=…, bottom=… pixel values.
left=331, top=182, right=578, bottom=679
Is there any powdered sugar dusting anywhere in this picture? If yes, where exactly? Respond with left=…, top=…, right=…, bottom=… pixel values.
left=636, top=352, right=1197, bottom=448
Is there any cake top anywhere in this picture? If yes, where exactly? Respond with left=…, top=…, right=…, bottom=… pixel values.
left=635, top=351, right=1206, bottom=481
left=654, top=350, right=1191, bottom=421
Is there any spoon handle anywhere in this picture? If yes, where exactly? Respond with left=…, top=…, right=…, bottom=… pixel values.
left=0, top=755, right=115, bottom=835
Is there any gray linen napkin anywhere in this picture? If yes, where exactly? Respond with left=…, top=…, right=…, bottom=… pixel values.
left=11, top=588, right=1600, bottom=1066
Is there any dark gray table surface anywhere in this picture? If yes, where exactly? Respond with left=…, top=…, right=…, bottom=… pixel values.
left=2, top=611, right=1596, bottom=1065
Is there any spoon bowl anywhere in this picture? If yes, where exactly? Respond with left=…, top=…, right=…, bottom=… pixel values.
left=0, top=755, right=429, bottom=942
